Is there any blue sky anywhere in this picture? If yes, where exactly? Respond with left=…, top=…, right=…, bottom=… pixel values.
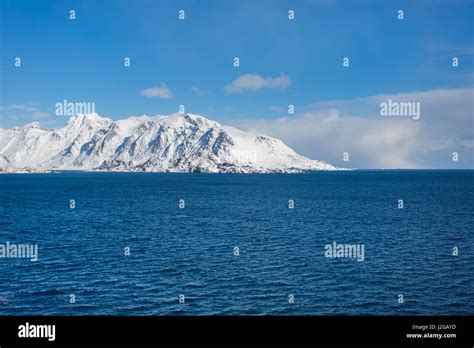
left=1, top=0, right=472, bottom=125
left=0, top=0, right=473, bottom=168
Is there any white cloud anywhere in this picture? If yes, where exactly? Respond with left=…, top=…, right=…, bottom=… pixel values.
left=229, top=88, right=474, bottom=169
left=191, top=86, right=205, bottom=96
left=225, top=73, right=291, bottom=93
left=140, top=83, right=173, bottom=99
left=0, top=104, right=38, bottom=112
left=0, top=103, right=50, bottom=127
left=32, top=111, right=49, bottom=119
left=270, top=106, right=285, bottom=113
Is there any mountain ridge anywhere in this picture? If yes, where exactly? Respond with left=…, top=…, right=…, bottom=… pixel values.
left=0, top=113, right=339, bottom=173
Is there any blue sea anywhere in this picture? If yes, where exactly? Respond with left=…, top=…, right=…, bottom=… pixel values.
left=0, top=171, right=472, bottom=315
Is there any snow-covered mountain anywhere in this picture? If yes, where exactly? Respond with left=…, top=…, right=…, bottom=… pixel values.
left=0, top=113, right=338, bottom=173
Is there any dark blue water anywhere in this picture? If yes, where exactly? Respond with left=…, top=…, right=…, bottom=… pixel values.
left=0, top=171, right=472, bottom=315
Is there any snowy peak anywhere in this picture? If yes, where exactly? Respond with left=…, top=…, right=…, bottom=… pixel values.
left=0, top=113, right=338, bottom=173
left=24, top=122, right=42, bottom=130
